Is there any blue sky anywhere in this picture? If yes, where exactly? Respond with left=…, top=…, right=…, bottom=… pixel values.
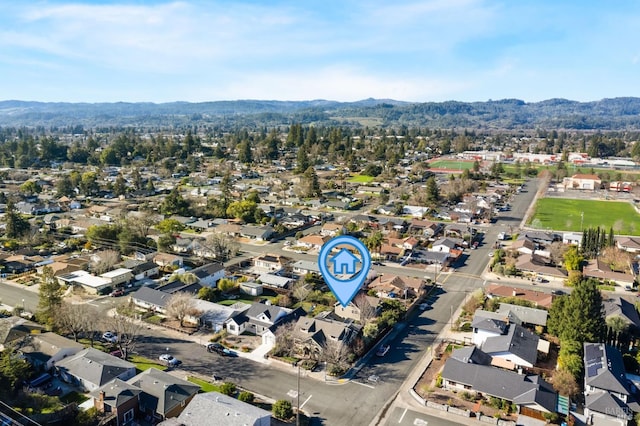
left=1, top=0, right=640, bottom=103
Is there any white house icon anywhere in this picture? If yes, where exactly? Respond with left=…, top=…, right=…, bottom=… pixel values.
left=330, top=248, right=360, bottom=275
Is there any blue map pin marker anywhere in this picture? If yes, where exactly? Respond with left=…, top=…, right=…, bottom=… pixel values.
left=318, top=235, right=371, bottom=307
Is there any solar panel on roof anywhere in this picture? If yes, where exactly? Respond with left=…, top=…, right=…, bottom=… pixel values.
left=585, top=344, right=602, bottom=362
left=587, top=364, right=601, bottom=377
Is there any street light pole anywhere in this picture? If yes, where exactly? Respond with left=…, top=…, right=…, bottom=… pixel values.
left=296, top=363, right=300, bottom=426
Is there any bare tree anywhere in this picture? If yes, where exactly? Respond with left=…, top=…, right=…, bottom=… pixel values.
left=55, top=303, right=92, bottom=342
left=321, top=339, right=353, bottom=375
left=353, top=293, right=377, bottom=324
left=91, top=250, right=121, bottom=275
left=548, top=241, right=569, bottom=266
left=108, top=304, right=144, bottom=360
left=205, top=233, right=240, bottom=261
left=292, top=281, right=311, bottom=302
left=165, top=292, right=200, bottom=327
left=272, top=321, right=296, bottom=358
left=600, top=246, right=633, bottom=273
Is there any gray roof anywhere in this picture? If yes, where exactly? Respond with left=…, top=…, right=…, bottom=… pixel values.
left=481, top=324, right=539, bottom=366
left=89, top=378, right=141, bottom=409
left=441, top=359, right=556, bottom=412
left=585, top=391, right=632, bottom=419
left=293, top=316, right=359, bottom=347
left=192, top=262, right=224, bottom=279
left=171, top=391, right=271, bottom=426
left=471, top=310, right=511, bottom=334
left=603, top=297, right=640, bottom=329
left=127, top=368, right=200, bottom=417
left=450, top=346, right=492, bottom=366
left=497, top=303, right=548, bottom=327
left=0, top=316, right=45, bottom=346
left=56, top=348, right=136, bottom=387
left=292, top=259, right=321, bottom=273
left=584, top=343, right=629, bottom=395
left=132, top=286, right=172, bottom=309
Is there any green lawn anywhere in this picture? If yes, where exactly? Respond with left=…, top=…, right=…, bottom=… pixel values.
left=129, top=355, right=167, bottom=372
left=187, top=376, right=223, bottom=393
left=429, top=160, right=474, bottom=170
left=347, top=174, right=375, bottom=183
left=61, top=391, right=89, bottom=405
left=528, top=198, right=640, bottom=234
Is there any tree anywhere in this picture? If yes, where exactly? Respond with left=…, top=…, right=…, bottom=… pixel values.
left=55, top=303, right=92, bottom=341
left=301, top=166, right=321, bottom=197
left=20, top=180, right=41, bottom=195
left=424, top=176, right=440, bottom=207
left=226, top=200, right=260, bottom=223
left=217, top=278, right=237, bottom=293
left=113, top=174, right=128, bottom=196
left=563, top=245, right=584, bottom=271
left=109, top=304, right=144, bottom=360
left=38, top=266, right=64, bottom=327
left=198, top=286, right=221, bottom=302
left=321, top=339, right=353, bottom=376
left=295, top=146, right=310, bottom=174
left=353, top=292, right=377, bottom=324
left=155, top=218, right=186, bottom=234
left=205, top=233, right=239, bottom=261
left=237, top=140, right=253, bottom=164
left=161, top=187, right=191, bottom=216
left=548, top=277, right=605, bottom=344
left=272, top=399, right=293, bottom=420
left=56, top=175, right=75, bottom=197
left=3, top=201, right=30, bottom=239
left=0, top=347, right=30, bottom=398
left=292, top=281, right=311, bottom=302
left=90, top=250, right=121, bottom=275
left=165, top=292, right=200, bottom=327
left=551, top=368, right=580, bottom=397
left=80, top=171, right=100, bottom=196
left=219, top=382, right=237, bottom=396
left=168, top=272, right=198, bottom=286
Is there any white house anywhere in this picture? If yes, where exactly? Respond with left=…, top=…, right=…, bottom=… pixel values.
left=191, top=263, right=225, bottom=287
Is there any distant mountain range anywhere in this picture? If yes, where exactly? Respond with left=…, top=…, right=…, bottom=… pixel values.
left=2, top=97, right=640, bottom=130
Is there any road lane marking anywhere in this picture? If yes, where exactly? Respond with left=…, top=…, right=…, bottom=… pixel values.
left=300, top=395, right=312, bottom=409
left=399, top=408, right=408, bottom=423
left=413, top=419, right=428, bottom=426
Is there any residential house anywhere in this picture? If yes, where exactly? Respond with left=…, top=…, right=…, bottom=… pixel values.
left=153, top=253, right=184, bottom=269
left=191, top=262, right=225, bottom=287
left=191, top=300, right=247, bottom=332
left=603, top=297, right=640, bottom=331
left=515, top=253, right=568, bottom=279
left=563, top=232, right=583, bottom=246
left=239, top=281, right=263, bottom=297
left=429, top=238, right=462, bottom=253
left=408, top=219, right=443, bottom=238
left=127, top=368, right=200, bottom=422
left=20, top=332, right=84, bottom=371
left=378, top=244, right=403, bottom=261
left=131, top=286, right=172, bottom=313
left=367, top=274, right=425, bottom=299
left=171, top=237, right=193, bottom=254
left=257, top=273, right=293, bottom=290
left=583, top=259, right=636, bottom=286
left=297, top=234, right=330, bottom=251
left=617, top=237, right=640, bottom=254
left=495, top=303, right=548, bottom=328
left=292, top=259, right=321, bottom=276
left=482, top=323, right=540, bottom=369
left=510, top=237, right=537, bottom=255
left=252, top=254, right=289, bottom=273
left=158, top=391, right=271, bottom=426
left=56, top=348, right=137, bottom=392
left=583, top=343, right=638, bottom=426
left=0, top=316, right=45, bottom=351
left=334, top=295, right=380, bottom=322
left=239, top=225, right=275, bottom=241
left=225, top=302, right=291, bottom=342
left=291, top=316, right=360, bottom=355
left=101, top=268, right=133, bottom=288
left=91, top=379, right=142, bottom=426
left=520, top=231, right=558, bottom=245
left=402, top=205, right=430, bottom=218
left=485, top=284, right=555, bottom=309
left=441, top=358, right=557, bottom=418
left=57, top=270, right=112, bottom=294
left=320, top=223, right=344, bottom=237
left=120, top=260, right=160, bottom=281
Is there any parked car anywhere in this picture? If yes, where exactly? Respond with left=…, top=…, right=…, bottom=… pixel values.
left=102, top=332, right=118, bottom=343
left=222, top=348, right=238, bottom=357
left=159, top=354, right=181, bottom=366
left=110, top=289, right=125, bottom=297
left=207, top=343, right=225, bottom=355
left=376, top=344, right=390, bottom=357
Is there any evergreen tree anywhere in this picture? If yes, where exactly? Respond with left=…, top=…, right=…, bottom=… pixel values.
left=3, top=201, right=30, bottom=239
left=238, top=140, right=253, bottom=164
left=549, top=277, right=605, bottom=343
left=38, top=265, right=64, bottom=327
left=424, top=176, right=440, bottom=206
left=296, top=146, right=310, bottom=174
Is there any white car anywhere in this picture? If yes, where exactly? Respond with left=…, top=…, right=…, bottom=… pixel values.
left=102, top=332, right=118, bottom=343
left=159, top=354, right=181, bottom=366
left=376, top=344, right=390, bottom=357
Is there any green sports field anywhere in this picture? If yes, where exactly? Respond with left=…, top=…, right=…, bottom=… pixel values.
left=347, top=174, right=375, bottom=183
left=528, top=198, right=640, bottom=234
left=429, top=160, right=474, bottom=170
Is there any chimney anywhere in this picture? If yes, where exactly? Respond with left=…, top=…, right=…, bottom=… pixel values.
left=512, top=290, right=517, bottom=297
left=99, top=391, right=105, bottom=402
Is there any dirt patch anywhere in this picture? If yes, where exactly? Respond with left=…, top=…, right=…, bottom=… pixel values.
left=222, top=334, right=261, bottom=352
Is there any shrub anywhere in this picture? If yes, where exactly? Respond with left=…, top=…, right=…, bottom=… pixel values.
left=461, top=391, right=474, bottom=401
left=238, top=391, right=254, bottom=403
left=219, top=382, right=236, bottom=396
left=435, top=373, right=443, bottom=388
left=272, top=399, right=293, bottom=420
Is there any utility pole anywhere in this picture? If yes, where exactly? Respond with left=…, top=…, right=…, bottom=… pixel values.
left=581, top=211, right=584, bottom=231
left=296, top=363, right=300, bottom=426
